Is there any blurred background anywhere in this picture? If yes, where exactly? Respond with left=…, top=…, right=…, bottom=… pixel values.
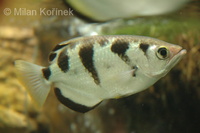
left=0, top=0, right=200, bottom=133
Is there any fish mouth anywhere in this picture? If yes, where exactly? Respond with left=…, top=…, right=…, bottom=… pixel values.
left=169, top=48, right=187, bottom=64
left=164, top=48, right=186, bottom=75
left=179, top=49, right=187, bottom=55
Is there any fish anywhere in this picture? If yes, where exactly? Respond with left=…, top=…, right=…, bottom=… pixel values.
left=64, top=0, right=189, bottom=21
left=15, top=35, right=186, bottom=113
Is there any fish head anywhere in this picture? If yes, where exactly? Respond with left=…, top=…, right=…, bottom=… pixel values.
left=137, top=41, right=186, bottom=79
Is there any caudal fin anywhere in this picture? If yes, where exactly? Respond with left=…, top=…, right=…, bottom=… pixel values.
left=15, top=60, right=51, bottom=107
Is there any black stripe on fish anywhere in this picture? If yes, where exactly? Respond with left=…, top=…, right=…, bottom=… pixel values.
left=42, top=67, right=51, bottom=80
left=111, top=40, right=130, bottom=63
left=58, top=51, right=70, bottom=72
left=52, top=43, right=68, bottom=51
left=49, top=52, right=57, bottom=62
left=139, top=43, right=149, bottom=55
left=54, top=88, right=101, bottom=113
left=79, top=45, right=100, bottom=85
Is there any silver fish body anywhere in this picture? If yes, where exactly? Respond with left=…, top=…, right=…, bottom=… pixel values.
left=15, top=35, right=186, bottom=113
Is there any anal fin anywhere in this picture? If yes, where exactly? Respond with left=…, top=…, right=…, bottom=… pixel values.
left=54, top=88, right=101, bottom=113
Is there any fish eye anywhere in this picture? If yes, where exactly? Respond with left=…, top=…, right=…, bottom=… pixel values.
left=156, top=47, right=169, bottom=60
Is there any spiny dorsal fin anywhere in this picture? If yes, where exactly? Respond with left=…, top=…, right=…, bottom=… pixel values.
left=48, top=41, right=74, bottom=64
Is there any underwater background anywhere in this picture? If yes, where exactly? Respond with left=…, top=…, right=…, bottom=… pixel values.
left=0, top=0, right=200, bottom=133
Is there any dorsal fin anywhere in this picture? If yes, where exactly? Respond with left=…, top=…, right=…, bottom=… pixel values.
left=48, top=42, right=70, bottom=64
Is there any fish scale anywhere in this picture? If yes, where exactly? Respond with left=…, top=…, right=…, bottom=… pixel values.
left=15, top=35, right=186, bottom=113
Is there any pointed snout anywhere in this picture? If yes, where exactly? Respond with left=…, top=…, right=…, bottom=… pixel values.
left=169, top=45, right=187, bottom=58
